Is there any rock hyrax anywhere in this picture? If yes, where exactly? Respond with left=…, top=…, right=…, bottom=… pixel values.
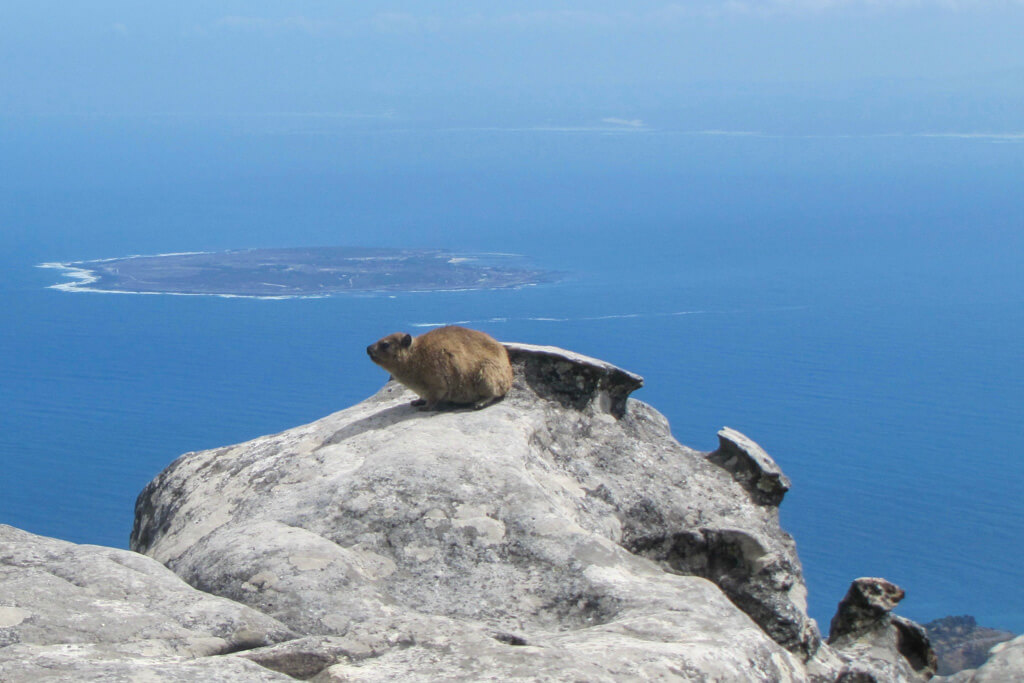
left=366, top=325, right=514, bottom=410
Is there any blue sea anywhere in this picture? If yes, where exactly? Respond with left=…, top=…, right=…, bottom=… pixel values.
left=1, top=115, right=1021, bottom=634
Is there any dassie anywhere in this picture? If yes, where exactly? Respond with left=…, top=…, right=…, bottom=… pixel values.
left=366, top=325, right=513, bottom=410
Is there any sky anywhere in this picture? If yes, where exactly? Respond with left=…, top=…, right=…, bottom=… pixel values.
left=2, top=1, right=1024, bottom=131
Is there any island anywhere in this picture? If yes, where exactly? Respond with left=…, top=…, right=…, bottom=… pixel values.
left=39, top=247, right=555, bottom=298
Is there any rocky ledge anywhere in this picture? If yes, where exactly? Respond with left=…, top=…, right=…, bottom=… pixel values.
left=2, top=344, right=1016, bottom=681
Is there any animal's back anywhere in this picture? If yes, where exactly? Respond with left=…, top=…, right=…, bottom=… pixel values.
left=416, top=326, right=513, bottom=405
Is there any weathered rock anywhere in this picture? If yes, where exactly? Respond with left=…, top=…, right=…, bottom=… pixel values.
left=709, top=427, right=792, bottom=506
left=0, top=645, right=293, bottom=682
left=130, top=345, right=836, bottom=679
left=625, top=427, right=814, bottom=659
left=0, top=524, right=295, bottom=681
left=828, top=578, right=937, bottom=681
left=830, top=577, right=908, bottom=640
left=936, top=634, right=1024, bottom=682
left=503, top=342, right=644, bottom=419
left=925, top=615, right=1016, bottom=675
left=238, top=604, right=806, bottom=681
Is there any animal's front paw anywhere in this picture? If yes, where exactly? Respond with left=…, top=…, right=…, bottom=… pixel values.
left=410, top=398, right=426, bottom=407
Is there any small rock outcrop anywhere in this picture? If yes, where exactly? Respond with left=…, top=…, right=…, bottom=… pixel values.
left=2, top=344, right=942, bottom=681
left=709, top=427, right=792, bottom=507
left=828, top=577, right=938, bottom=681
left=504, top=342, right=644, bottom=418
left=925, top=616, right=1016, bottom=676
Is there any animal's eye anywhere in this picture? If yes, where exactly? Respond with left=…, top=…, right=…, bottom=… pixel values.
left=381, top=342, right=390, bottom=350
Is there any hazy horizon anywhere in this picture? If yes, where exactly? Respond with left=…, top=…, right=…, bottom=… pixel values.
left=4, top=2, right=1024, bottom=137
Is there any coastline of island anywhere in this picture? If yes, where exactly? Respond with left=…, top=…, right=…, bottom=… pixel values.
left=38, top=247, right=556, bottom=300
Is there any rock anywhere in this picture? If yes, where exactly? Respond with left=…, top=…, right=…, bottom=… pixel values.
left=0, top=524, right=295, bottom=681
left=238, top=607, right=805, bottom=681
left=935, top=635, right=1024, bottom=682
left=503, top=342, right=644, bottom=418
left=827, top=578, right=938, bottom=681
left=709, top=427, right=792, bottom=506
left=925, top=615, right=1016, bottom=675
left=130, top=345, right=839, bottom=679
left=829, top=577, right=907, bottom=639
left=7, top=343, right=953, bottom=680
left=5, top=343, right=953, bottom=680
left=0, top=646, right=294, bottom=682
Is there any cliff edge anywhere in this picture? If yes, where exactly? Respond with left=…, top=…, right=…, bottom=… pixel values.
left=2, top=344, right=962, bottom=680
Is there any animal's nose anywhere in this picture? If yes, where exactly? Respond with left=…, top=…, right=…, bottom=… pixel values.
left=366, top=345, right=374, bottom=356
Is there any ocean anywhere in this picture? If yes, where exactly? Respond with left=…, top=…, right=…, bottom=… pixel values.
left=1, top=115, right=1021, bottom=633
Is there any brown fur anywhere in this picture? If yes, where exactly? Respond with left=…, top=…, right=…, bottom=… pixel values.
left=366, top=326, right=514, bottom=410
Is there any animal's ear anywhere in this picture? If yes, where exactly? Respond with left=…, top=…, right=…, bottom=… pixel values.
left=401, top=333, right=413, bottom=348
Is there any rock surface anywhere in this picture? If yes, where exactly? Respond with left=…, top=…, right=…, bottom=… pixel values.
left=925, top=616, right=1016, bottom=676
left=935, top=635, right=1024, bottom=682
left=0, top=524, right=295, bottom=681
left=3, top=344, right=946, bottom=681
left=827, top=577, right=937, bottom=681
left=131, top=344, right=827, bottom=679
left=709, top=427, right=792, bottom=507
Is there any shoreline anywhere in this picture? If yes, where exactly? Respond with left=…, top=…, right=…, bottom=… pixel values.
left=36, top=259, right=546, bottom=300
left=37, top=261, right=316, bottom=300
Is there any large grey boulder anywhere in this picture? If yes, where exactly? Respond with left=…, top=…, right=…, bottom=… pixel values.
left=0, top=343, right=966, bottom=680
left=130, top=343, right=844, bottom=680
left=0, top=524, right=295, bottom=681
